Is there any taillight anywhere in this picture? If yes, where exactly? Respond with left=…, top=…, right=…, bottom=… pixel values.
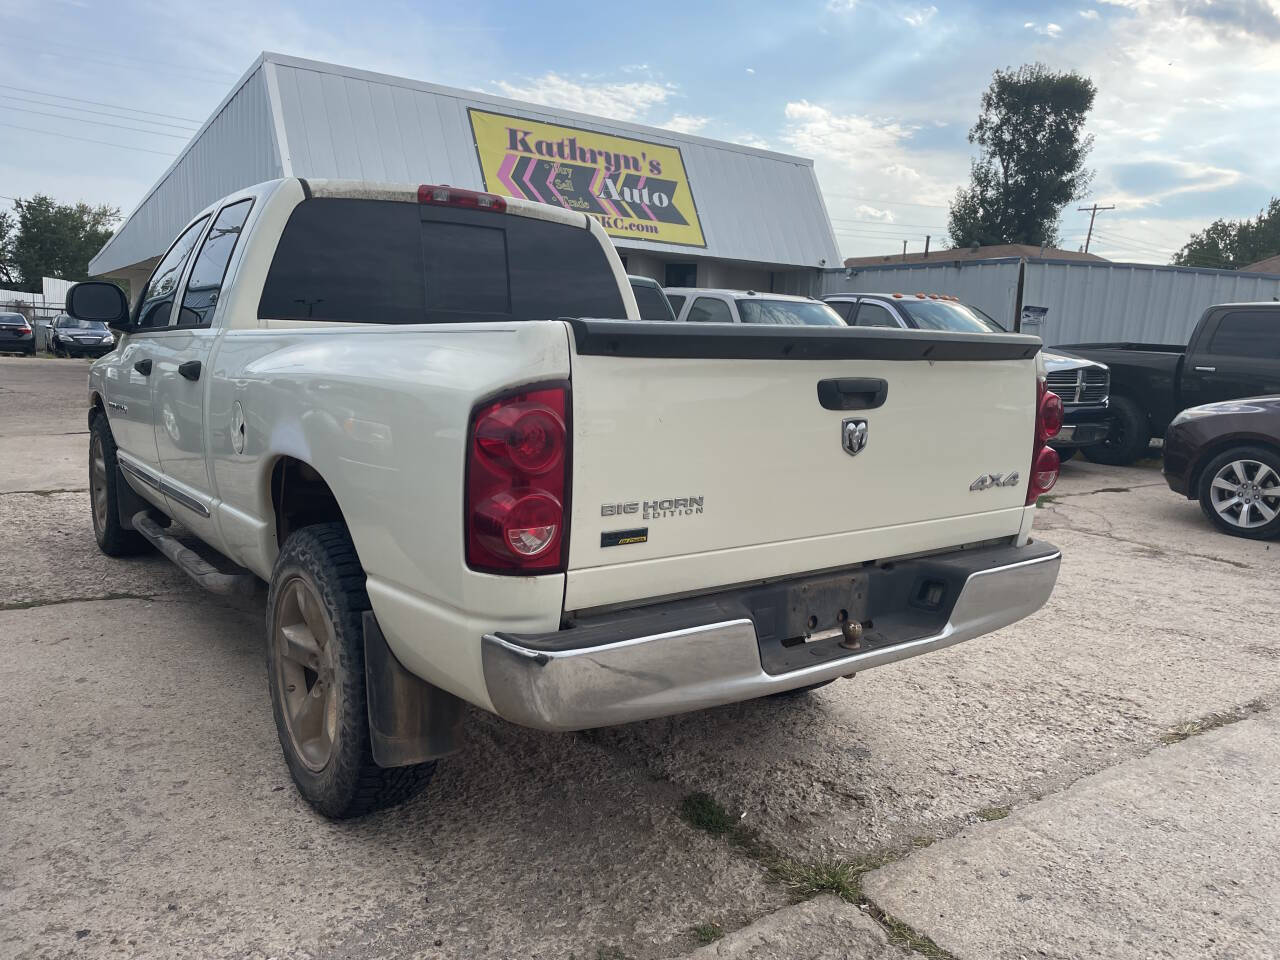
left=418, top=184, right=507, bottom=213
left=1027, top=377, right=1062, bottom=504
left=466, top=385, right=569, bottom=573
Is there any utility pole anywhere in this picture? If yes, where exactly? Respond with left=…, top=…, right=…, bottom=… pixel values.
left=901, top=240, right=908, bottom=261
left=924, top=235, right=931, bottom=258
left=1077, top=203, right=1115, bottom=253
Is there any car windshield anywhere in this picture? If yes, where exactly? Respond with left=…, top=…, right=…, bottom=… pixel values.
left=897, top=299, right=1000, bottom=333
left=56, top=317, right=108, bottom=330
left=629, top=281, right=676, bottom=322
left=736, top=299, right=845, bottom=326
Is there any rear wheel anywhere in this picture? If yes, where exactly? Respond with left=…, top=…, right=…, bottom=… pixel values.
left=1081, top=395, right=1150, bottom=466
left=1197, top=447, right=1280, bottom=540
left=88, top=412, right=149, bottom=556
left=266, top=523, right=436, bottom=818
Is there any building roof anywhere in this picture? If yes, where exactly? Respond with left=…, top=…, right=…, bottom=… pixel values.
left=91, top=53, right=840, bottom=277
left=843, top=244, right=1108, bottom=269
left=1242, top=254, right=1280, bottom=275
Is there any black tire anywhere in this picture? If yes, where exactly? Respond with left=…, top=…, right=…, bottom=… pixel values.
left=1196, top=446, right=1280, bottom=540
left=266, top=523, right=436, bottom=819
left=88, top=412, right=150, bottom=557
left=767, top=678, right=837, bottom=698
left=1081, top=394, right=1151, bottom=466
left=1051, top=446, right=1078, bottom=462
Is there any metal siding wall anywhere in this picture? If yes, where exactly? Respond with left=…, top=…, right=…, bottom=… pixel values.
left=1024, top=262, right=1280, bottom=346
left=823, top=261, right=1023, bottom=328
left=268, top=59, right=838, bottom=269
left=90, top=67, right=281, bottom=276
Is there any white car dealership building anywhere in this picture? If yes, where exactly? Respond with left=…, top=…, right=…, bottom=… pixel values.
left=91, top=53, right=841, bottom=298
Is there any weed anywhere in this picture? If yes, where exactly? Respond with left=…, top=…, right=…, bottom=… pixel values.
left=691, top=923, right=723, bottom=944
left=1162, top=700, right=1265, bottom=744
left=975, top=805, right=1010, bottom=821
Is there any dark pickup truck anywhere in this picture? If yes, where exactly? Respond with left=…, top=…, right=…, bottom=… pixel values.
left=1060, top=302, right=1280, bottom=465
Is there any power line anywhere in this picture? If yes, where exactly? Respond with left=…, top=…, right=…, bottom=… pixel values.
left=0, top=83, right=204, bottom=123
left=823, top=192, right=952, bottom=210
left=8, top=37, right=237, bottom=83
left=0, top=103, right=192, bottom=138
left=1076, top=203, right=1115, bottom=253
left=12, top=45, right=234, bottom=87
left=0, top=93, right=200, bottom=131
left=0, top=120, right=178, bottom=157
left=828, top=216, right=949, bottom=230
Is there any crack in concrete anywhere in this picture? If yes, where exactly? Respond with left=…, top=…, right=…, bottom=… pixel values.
left=1047, top=499, right=1254, bottom=570
left=0, top=592, right=162, bottom=611
left=1, top=487, right=88, bottom=497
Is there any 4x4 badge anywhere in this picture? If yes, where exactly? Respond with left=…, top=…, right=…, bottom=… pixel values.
left=842, top=418, right=868, bottom=457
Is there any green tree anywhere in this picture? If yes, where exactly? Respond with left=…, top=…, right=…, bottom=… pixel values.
left=947, top=64, right=1097, bottom=248
left=1172, top=197, right=1280, bottom=270
left=0, top=210, right=16, bottom=286
left=10, top=195, right=120, bottom=292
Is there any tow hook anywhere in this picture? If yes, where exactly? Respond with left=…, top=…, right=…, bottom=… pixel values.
left=838, top=617, right=864, bottom=651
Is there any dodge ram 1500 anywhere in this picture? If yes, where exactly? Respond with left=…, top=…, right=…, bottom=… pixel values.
left=67, top=178, right=1063, bottom=818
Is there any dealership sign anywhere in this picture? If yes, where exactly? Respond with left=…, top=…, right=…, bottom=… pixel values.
left=468, top=109, right=707, bottom=248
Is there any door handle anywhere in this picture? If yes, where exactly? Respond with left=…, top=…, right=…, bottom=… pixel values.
left=178, top=360, right=202, bottom=381
left=133, top=358, right=152, bottom=376
left=1193, top=365, right=1216, bottom=373
left=817, top=377, right=889, bottom=411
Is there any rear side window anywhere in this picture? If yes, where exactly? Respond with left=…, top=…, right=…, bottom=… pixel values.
left=1208, top=310, right=1280, bottom=359
left=258, top=198, right=626, bottom=323
left=630, top=281, right=676, bottom=322
left=827, top=300, right=856, bottom=322
left=687, top=297, right=734, bottom=323
left=179, top=199, right=253, bottom=328
left=854, top=302, right=901, bottom=328
left=666, top=294, right=686, bottom=315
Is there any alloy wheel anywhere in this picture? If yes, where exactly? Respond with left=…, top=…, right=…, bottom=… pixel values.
left=1209, top=459, right=1280, bottom=529
left=272, top=576, right=339, bottom=772
left=90, top=433, right=109, bottom=536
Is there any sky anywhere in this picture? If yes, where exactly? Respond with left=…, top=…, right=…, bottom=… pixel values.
left=1, top=0, right=1278, bottom=267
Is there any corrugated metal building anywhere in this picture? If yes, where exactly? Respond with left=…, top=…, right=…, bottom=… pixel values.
left=91, top=52, right=840, bottom=295
left=826, top=257, right=1280, bottom=346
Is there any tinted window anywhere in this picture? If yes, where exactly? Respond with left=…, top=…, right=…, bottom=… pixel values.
left=687, top=297, right=734, bottom=323
left=179, top=199, right=253, bottom=328
left=854, top=302, right=901, bottom=328
left=827, top=300, right=856, bottom=322
left=1208, top=310, right=1280, bottom=359
left=738, top=299, right=844, bottom=326
left=258, top=198, right=626, bottom=323
left=897, top=299, right=993, bottom=333
left=630, top=281, right=676, bottom=322
left=136, top=216, right=209, bottom=329
left=666, top=293, right=686, bottom=316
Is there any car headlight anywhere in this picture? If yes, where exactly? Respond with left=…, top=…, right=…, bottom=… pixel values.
left=1170, top=407, right=1215, bottom=427
left=101, top=335, right=114, bottom=344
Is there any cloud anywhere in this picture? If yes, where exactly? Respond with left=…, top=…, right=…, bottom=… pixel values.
left=902, top=5, right=937, bottom=26
left=1079, top=8, right=1099, bottom=19
left=826, top=0, right=858, bottom=11
left=732, top=132, right=773, bottom=149
left=492, top=73, right=673, bottom=121
left=746, top=67, right=756, bottom=74
left=662, top=114, right=709, bottom=134
left=1181, top=0, right=1280, bottom=40
left=855, top=204, right=895, bottom=222
left=1024, top=20, right=1063, bottom=36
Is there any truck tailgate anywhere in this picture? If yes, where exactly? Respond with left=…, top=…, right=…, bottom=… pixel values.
left=563, top=320, right=1042, bottom=611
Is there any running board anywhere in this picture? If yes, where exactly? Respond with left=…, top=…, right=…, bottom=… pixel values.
left=132, top=511, right=257, bottom=597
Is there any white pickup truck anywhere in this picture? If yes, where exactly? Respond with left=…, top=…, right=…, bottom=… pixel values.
left=68, top=178, right=1063, bottom=818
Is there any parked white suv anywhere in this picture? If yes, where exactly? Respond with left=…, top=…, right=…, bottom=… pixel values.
left=666, top=287, right=845, bottom=325
left=67, top=178, right=1063, bottom=818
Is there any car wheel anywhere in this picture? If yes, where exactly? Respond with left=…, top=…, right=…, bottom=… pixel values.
left=266, top=522, right=437, bottom=818
left=1081, top=395, right=1150, bottom=466
left=88, top=412, right=150, bottom=556
left=1197, top=447, right=1280, bottom=540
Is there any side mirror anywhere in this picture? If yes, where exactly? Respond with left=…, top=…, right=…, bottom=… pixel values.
left=66, top=282, right=132, bottom=332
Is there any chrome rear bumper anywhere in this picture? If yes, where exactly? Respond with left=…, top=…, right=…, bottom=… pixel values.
left=482, top=541, right=1060, bottom=731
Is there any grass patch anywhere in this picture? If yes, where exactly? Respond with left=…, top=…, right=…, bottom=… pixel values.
left=594, top=947, right=626, bottom=960
left=1035, top=494, right=1059, bottom=508
left=1161, top=700, right=1265, bottom=744
left=975, top=805, right=1010, bottom=822
left=691, top=923, right=723, bottom=944
left=679, top=791, right=956, bottom=957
